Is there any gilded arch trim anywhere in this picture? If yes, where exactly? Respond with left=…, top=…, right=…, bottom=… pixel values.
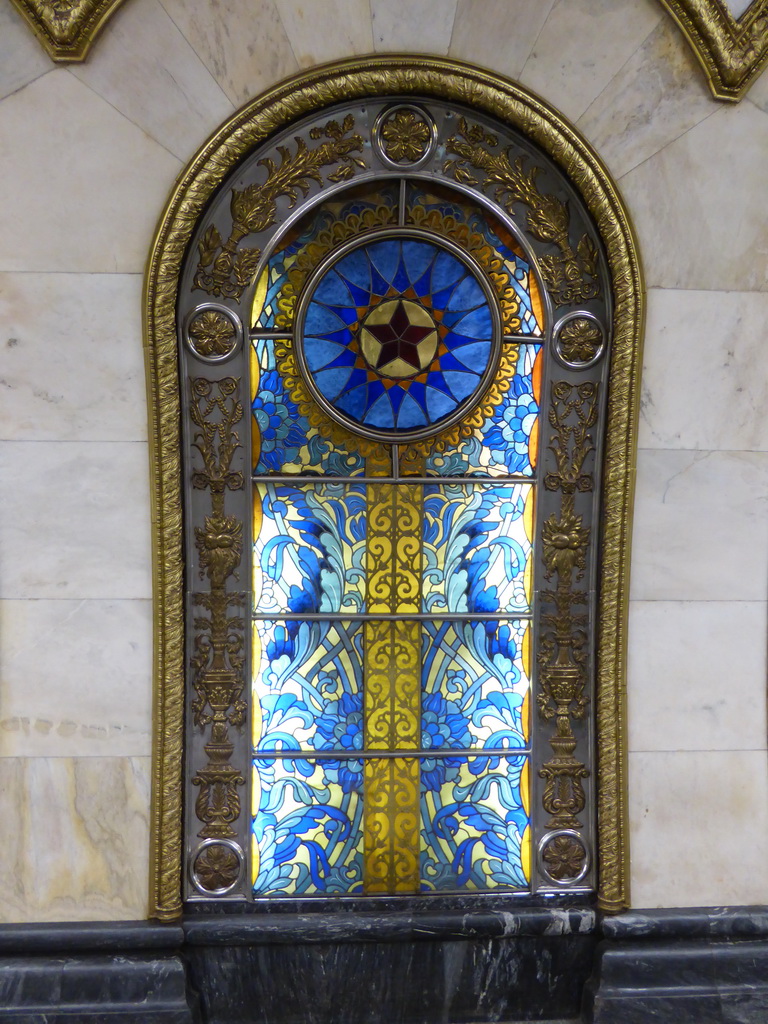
left=143, top=55, right=643, bottom=919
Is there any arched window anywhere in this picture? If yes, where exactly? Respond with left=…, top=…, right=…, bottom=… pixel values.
left=144, top=58, right=642, bottom=918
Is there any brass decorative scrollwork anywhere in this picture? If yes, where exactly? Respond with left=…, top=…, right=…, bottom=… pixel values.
left=538, top=382, right=598, bottom=834
left=188, top=378, right=247, bottom=841
left=444, top=118, right=601, bottom=306
left=194, top=116, right=366, bottom=301
left=7, top=0, right=127, bottom=61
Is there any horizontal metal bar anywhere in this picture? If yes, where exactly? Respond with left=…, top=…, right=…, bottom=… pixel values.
left=251, top=475, right=534, bottom=486
left=252, top=612, right=532, bottom=621
left=253, top=748, right=531, bottom=760
left=249, top=331, right=542, bottom=344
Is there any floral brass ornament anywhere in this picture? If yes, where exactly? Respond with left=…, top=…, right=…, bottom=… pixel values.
left=538, top=381, right=598, bottom=837
left=443, top=118, right=601, bottom=307
left=194, top=116, right=365, bottom=302
left=185, top=306, right=242, bottom=362
left=8, top=0, right=127, bottom=61
left=189, top=378, right=247, bottom=841
left=191, top=840, right=243, bottom=894
left=659, top=0, right=768, bottom=101
left=375, top=105, right=435, bottom=165
left=554, top=314, right=605, bottom=369
left=540, top=831, right=589, bottom=884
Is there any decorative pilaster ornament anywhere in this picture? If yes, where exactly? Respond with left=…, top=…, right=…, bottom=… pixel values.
left=188, top=377, right=247, bottom=841
left=8, top=0, right=127, bottom=61
left=538, top=382, right=598, bottom=834
left=659, top=0, right=768, bottom=101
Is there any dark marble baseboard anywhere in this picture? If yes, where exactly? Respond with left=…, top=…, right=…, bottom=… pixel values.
left=0, top=908, right=766, bottom=1022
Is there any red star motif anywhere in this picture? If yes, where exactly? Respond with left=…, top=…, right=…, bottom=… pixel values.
left=365, top=299, right=435, bottom=372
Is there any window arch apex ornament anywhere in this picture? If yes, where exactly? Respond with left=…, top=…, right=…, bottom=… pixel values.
left=144, top=55, right=643, bottom=921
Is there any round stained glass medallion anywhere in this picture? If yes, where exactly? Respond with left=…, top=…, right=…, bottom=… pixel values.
left=296, top=230, right=501, bottom=442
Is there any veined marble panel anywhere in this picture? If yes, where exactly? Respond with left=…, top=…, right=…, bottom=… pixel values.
left=0, top=757, right=150, bottom=923
left=519, top=0, right=662, bottom=123
left=158, top=0, right=298, bottom=107
left=640, top=289, right=768, bottom=452
left=620, top=99, right=768, bottom=291
left=630, top=449, right=768, bottom=602
left=0, top=599, right=152, bottom=758
left=578, top=18, right=715, bottom=179
left=725, top=0, right=753, bottom=16
left=450, top=0, right=557, bottom=78
left=748, top=60, right=768, bottom=114
left=0, top=4, right=51, bottom=104
left=71, top=0, right=234, bottom=163
left=0, top=273, right=147, bottom=443
left=627, top=600, right=768, bottom=753
left=371, top=0, right=458, bottom=52
left=275, top=0, right=373, bottom=67
left=0, top=72, right=180, bottom=274
left=630, top=750, right=768, bottom=907
left=0, top=441, right=152, bottom=600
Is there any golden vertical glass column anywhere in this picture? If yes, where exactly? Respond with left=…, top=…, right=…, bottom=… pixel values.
left=363, top=459, right=422, bottom=893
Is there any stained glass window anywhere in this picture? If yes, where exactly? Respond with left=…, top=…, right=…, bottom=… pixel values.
left=172, top=86, right=623, bottom=908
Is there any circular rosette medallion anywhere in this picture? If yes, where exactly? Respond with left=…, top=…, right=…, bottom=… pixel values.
left=296, top=230, right=501, bottom=442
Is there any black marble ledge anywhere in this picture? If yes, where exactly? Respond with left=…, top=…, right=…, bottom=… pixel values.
left=0, top=921, right=184, bottom=955
left=601, top=906, right=768, bottom=941
left=184, top=905, right=597, bottom=946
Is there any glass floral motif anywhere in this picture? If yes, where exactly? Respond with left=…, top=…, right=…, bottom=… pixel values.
left=422, top=484, right=534, bottom=612
left=301, top=236, right=496, bottom=435
left=421, top=620, right=530, bottom=750
left=251, top=338, right=365, bottom=476
left=424, top=344, right=542, bottom=478
left=253, top=620, right=363, bottom=754
left=253, top=483, right=366, bottom=614
left=421, top=755, right=530, bottom=891
left=253, top=757, right=364, bottom=896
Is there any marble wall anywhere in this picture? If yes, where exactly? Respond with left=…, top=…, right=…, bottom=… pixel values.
left=0, top=0, right=766, bottom=921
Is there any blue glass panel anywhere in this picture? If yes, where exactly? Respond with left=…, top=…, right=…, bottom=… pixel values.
left=420, top=755, right=529, bottom=891
left=300, top=237, right=495, bottom=436
left=422, top=483, right=534, bottom=613
left=253, top=757, right=364, bottom=895
left=253, top=619, right=363, bottom=755
left=253, top=483, right=366, bottom=614
left=421, top=620, right=529, bottom=750
left=251, top=338, right=365, bottom=475
left=424, top=344, right=541, bottom=477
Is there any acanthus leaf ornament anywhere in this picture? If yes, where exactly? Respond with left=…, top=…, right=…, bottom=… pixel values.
left=193, top=116, right=366, bottom=301
left=444, top=118, right=601, bottom=306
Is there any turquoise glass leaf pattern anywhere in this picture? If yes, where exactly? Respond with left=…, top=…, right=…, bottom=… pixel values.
left=420, top=755, right=529, bottom=891
left=254, top=483, right=366, bottom=614
left=253, top=757, right=364, bottom=895
left=421, top=620, right=529, bottom=750
left=422, top=483, right=533, bottom=613
left=253, top=620, right=363, bottom=755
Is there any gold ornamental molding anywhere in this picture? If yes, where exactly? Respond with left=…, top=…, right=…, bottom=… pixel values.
left=659, top=0, right=768, bottom=100
left=145, top=55, right=644, bottom=918
left=8, top=0, right=127, bottom=62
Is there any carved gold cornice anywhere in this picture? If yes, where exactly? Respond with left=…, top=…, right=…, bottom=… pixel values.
left=145, top=56, right=643, bottom=917
left=659, top=0, right=768, bottom=100
left=8, top=0, right=127, bottom=62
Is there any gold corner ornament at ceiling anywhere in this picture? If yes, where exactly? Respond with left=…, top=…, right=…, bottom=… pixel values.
left=144, top=55, right=644, bottom=919
left=660, top=0, right=768, bottom=100
left=9, top=0, right=127, bottom=61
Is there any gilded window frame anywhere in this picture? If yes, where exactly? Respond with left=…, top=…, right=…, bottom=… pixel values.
left=143, top=55, right=643, bottom=919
